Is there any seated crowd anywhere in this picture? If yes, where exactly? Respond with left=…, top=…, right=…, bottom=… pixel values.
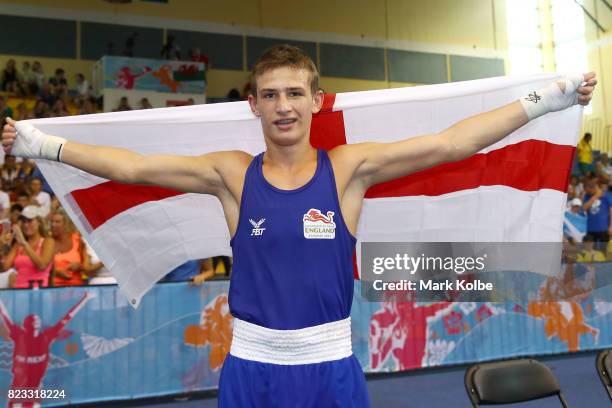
left=0, top=60, right=229, bottom=289
left=565, top=133, right=612, bottom=261
left=0, top=155, right=228, bottom=289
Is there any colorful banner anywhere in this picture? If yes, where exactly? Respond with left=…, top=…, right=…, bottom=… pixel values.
left=101, top=56, right=206, bottom=94
left=0, top=264, right=611, bottom=406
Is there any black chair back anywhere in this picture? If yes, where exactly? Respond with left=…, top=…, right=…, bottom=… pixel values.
left=465, top=358, right=569, bottom=407
left=596, top=349, right=612, bottom=401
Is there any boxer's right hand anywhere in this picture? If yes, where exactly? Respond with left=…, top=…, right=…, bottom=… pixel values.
left=2, top=117, right=66, bottom=161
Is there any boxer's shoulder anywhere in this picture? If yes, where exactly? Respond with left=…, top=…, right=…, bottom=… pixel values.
left=209, top=150, right=253, bottom=200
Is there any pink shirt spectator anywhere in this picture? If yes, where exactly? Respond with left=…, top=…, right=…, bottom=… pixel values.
left=13, top=239, right=51, bottom=288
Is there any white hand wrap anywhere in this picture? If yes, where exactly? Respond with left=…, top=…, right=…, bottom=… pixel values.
left=520, top=73, right=585, bottom=121
left=13, top=122, right=66, bottom=162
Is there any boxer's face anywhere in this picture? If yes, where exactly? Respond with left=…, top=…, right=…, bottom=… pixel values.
left=249, top=66, right=323, bottom=147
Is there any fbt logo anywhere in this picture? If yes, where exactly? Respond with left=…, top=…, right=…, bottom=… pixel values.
left=249, top=218, right=266, bottom=236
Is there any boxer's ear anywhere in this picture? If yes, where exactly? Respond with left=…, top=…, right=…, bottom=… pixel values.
left=248, top=94, right=260, bottom=117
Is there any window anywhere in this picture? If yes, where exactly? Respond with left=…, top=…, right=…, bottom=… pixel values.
left=551, top=0, right=589, bottom=112
left=506, top=0, right=543, bottom=74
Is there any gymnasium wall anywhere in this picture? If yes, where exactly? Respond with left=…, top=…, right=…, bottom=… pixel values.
left=0, top=0, right=608, bottom=151
left=0, top=0, right=507, bottom=98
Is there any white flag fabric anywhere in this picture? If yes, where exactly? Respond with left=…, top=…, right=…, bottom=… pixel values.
left=30, top=73, right=581, bottom=307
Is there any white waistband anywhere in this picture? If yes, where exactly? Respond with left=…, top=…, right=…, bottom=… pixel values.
left=230, top=317, right=353, bottom=365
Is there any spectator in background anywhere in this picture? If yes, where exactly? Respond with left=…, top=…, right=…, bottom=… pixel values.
left=596, top=153, right=611, bottom=181
left=189, top=46, right=209, bottom=68
left=2, top=205, right=54, bottom=288
left=123, top=32, right=138, bottom=57
left=37, top=83, right=57, bottom=110
left=50, top=99, right=69, bottom=117
left=29, top=177, right=51, bottom=217
left=186, top=98, right=195, bottom=105
left=15, top=103, right=32, bottom=121
left=49, top=68, right=68, bottom=99
left=74, top=73, right=90, bottom=108
left=1, top=59, right=22, bottom=94
left=31, top=165, right=53, bottom=196
left=1, top=155, right=19, bottom=192
left=20, top=61, right=37, bottom=96
left=161, top=258, right=214, bottom=285
left=577, top=133, right=594, bottom=176
left=16, top=192, right=31, bottom=209
left=0, top=179, right=10, bottom=219
left=569, top=198, right=584, bottom=215
left=0, top=230, right=15, bottom=288
left=160, top=34, right=181, bottom=60
left=577, top=234, right=606, bottom=262
left=106, top=42, right=116, bottom=56
left=31, top=61, right=45, bottom=91
left=583, top=178, right=611, bottom=247
left=0, top=96, right=13, bottom=126
left=33, top=99, right=50, bottom=119
left=50, top=208, right=87, bottom=287
left=139, top=97, right=153, bottom=109
left=227, top=88, right=241, bottom=102
left=17, top=159, right=35, bottom=186
left=568, top=175, right=584, bottom=200
left=84, top=240, right=117, bottom=285
left=9, top=204, right=22, bottom=226
left=79, top=98, right=97, bottom=115
left=114, top=96, right=132, bottom=112
left=564, top=197, right=587, bottom=243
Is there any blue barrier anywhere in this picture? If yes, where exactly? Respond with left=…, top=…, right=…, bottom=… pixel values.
left=0, top=265, right=611, bottom=406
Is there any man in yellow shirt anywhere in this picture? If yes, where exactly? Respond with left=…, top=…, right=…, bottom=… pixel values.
left=577, top=132, right=594, bottom=175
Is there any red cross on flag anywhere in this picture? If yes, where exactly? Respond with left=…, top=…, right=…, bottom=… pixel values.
left=32, top=74, right=580, bottom=307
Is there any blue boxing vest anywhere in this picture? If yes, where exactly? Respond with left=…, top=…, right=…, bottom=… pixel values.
left=219, top=149, right=370, bottom=407
left=228, top=148, right=356, bottom=330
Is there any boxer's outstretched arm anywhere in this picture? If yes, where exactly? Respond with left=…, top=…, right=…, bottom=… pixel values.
left=61, top=141, right=242, bottom=194
left=348, top=73, right=596, bottom=188
left=1, top=118, right=249, bottom=195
